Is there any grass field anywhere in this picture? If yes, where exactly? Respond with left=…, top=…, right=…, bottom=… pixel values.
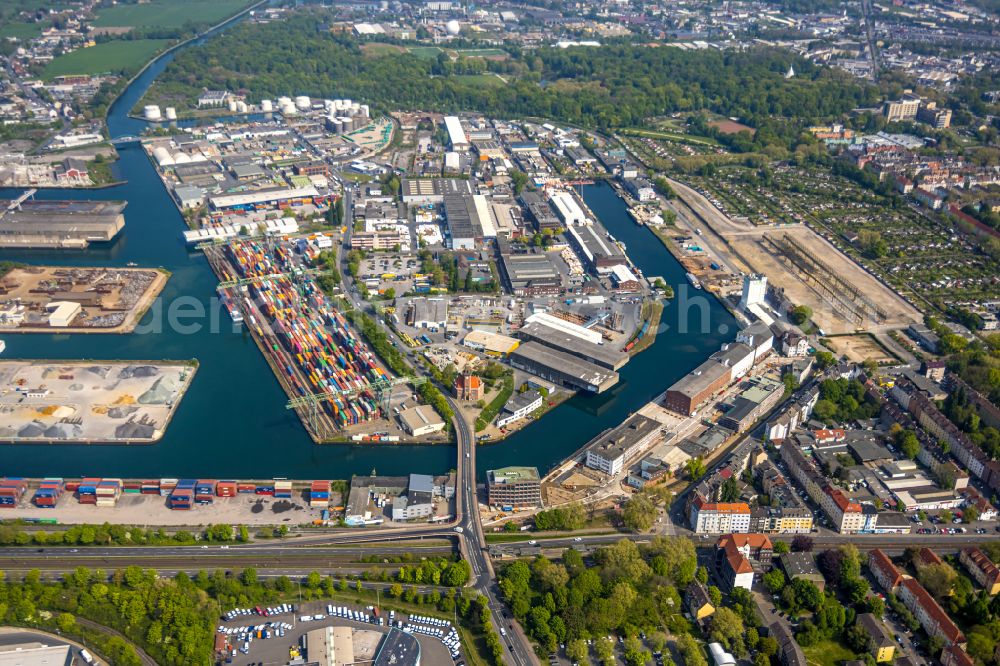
left=453, top=74, right=506, bottom=87
left=0, top=22, right=42, bottom=39
left=93, top=0, right=252, bottom=28
left=361, top=42, right=407, bottom=57
left=407, top=45, right=444, bottom=59
left=455, top=48, right=508, bottom=58
left=801, top=639, right=858, bottom=666
left=43, top=39, right=171, bottom=79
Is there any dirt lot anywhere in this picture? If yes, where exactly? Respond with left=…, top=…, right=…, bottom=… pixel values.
left=669, top=178, right=921, bottom=335
left=823, top=334, right=897, bottom=364
left=1, top=266, right=168, bottom=333
left=726, top=228, right=921, bottom=334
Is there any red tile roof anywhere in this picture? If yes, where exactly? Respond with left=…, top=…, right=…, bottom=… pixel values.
left=942, top=645, right=974, bottom=666
left=916, top=547, right=943, bottom=568
left=900, top=578, right=966, bottom=645
left=826, top=487, right=862, bottom=513
left=869, top=549, right=903, bottom=590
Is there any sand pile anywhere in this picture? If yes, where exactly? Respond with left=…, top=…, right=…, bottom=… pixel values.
left=138, top=375, right=177, bottom=405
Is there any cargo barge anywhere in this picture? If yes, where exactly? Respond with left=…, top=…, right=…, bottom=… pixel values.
left=205, top=236, right=391, bottom=441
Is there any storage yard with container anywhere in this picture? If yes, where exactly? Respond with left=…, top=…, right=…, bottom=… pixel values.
left=0, top=266, right=168, bottom=333
left=0, top=475, right=348, bottom=525
left=204, top=235, right=411, bottom=442
left=0, top=361, right=196, bottom=443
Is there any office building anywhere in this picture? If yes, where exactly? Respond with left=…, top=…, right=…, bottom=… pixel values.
left=486, top=466, right=541, bottom=508
left=584, top=414, right=662, bottom=475
left=495, top=390, right=543, bottom=428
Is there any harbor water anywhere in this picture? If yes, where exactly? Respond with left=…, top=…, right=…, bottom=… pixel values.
left=0, top=21, right=734, bottom=478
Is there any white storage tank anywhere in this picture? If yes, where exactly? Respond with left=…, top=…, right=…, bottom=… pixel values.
left=143, top=105, right=162, bottom=121
left=236, top=101, right=248, bottom=113
left=227, top=99, right=238, bottom=112
left=260, top=99, right=273, bottom=112
left=360, top=104, right=370, bottom=118
left=295, top=95, right=311, bottom=110
left=164, top=107, right=177, bottom=120
left=277, top=96, right=292, bottom=106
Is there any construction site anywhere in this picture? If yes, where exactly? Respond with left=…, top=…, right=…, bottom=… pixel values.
left=0, top=266, right=167, bottom=333
left=667, top=178, right=921, bottom=335
left=202, top=235, right=433, bottom=444
left=0, top=361, right=196, bottom=443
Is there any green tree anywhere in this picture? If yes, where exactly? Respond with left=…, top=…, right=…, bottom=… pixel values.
left=790, top=305, right=812, bottom=325
left=622, top=493, right=658, bottom=532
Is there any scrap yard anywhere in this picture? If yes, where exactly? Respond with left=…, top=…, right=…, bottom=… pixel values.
left=204, top=236, right=419, bottom=443
left=0, top=361, right=196, bottom=443
left=0, top=266, right=167, bottom=333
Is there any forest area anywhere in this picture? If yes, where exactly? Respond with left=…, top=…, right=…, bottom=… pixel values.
left=143, top=11, right=879, bottom=142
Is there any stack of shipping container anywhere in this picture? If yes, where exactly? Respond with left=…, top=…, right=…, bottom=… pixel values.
left=195, top=480, right=216, bottom=504
left=224, top=238, right=387, bottom=431
left=274, top=479, right=293, bottom=499
left=309, top=481, right=330, bottom=508
left=216, top=481, right=237, bottom=497
left=168, top=479, right=196, bottom=510
left=78, top=477, right=100, bottom=505
left=96, top=479, right=122, bottom=507
left=0, top=478, right=27, bottom=508
left=32, top=479, right=63, bottom=508
left=160, top=478, right=178, bottom=496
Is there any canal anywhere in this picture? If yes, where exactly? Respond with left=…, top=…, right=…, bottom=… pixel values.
left=0, top=25, right=735, bottom=479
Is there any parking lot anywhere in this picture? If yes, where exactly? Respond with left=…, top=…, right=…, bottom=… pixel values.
left=216, top=600, right=460, bottom=665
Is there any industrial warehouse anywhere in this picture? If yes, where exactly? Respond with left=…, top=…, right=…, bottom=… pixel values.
left=0, top=199, right=126, bottom=249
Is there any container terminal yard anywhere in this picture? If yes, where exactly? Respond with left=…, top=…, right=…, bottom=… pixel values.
left=0, top=361, right=196, bottom=443
left=204, top=235, right=418, bottom=442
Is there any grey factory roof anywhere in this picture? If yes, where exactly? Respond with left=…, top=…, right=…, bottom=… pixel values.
left=511, top=341, right=618, bottom=387
left=498, top=246, right=561, bottom=287
left=232, top=163, right=266, bottom=179
left=373, top=628, right=421, bottom=666
left=585, top=413, right=661, bottom=461
left=0, top=200, right=126, bottom=243
left=503, top=389, right=542, bottom=414
left=408, top=473, right=435, bottom=495
left=712, top=342, right=754, bottom=368
left=409, top=297, right=448, bottom=324
left=444, top=193, right=479, bottom=240
left=668, top=357, right=731, bottom=398
left=517, top=320, right=628, bottom=370
left=568, top=222, right=624, bottom=261
left=402, top=177, right=472, bottom=199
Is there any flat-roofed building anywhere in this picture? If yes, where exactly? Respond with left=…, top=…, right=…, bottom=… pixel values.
left=495, top=390, right=543, bottom=428
left=517, top=320, right=628, bottom=371
left=407, top=297, right=448, bottom=329
left=487, top=466, right=541, bottom=508
left=497, top=245, right=563, bottom=296
left=373, top=628, right=421, bottom=666
left=779, top=552, right=825, bottom=591
left=444, top=116, right=468, bottom=149
left=306, top=625, right=355, bottom=666
left=462, top=330, right=520, bottom=356
left=0, top=199, right=126, bottom=249
left=566, top=223, right=627, bottom=273
left=208, top=186, right=319, bottom=212
left=401, top=177, right=472, bottom=204
left=584, top=414, right=662, bottom=475
left=47, top=301, right=81, bottom=327
left=664, top=358, right=732, bottom=416
left=0, top=641, right=72, bottom=666
left=520, top=191, right=561, bottom=231
left=510, top=341, right=618, bottom=394
left=399, top=405, right=446, bottom=437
